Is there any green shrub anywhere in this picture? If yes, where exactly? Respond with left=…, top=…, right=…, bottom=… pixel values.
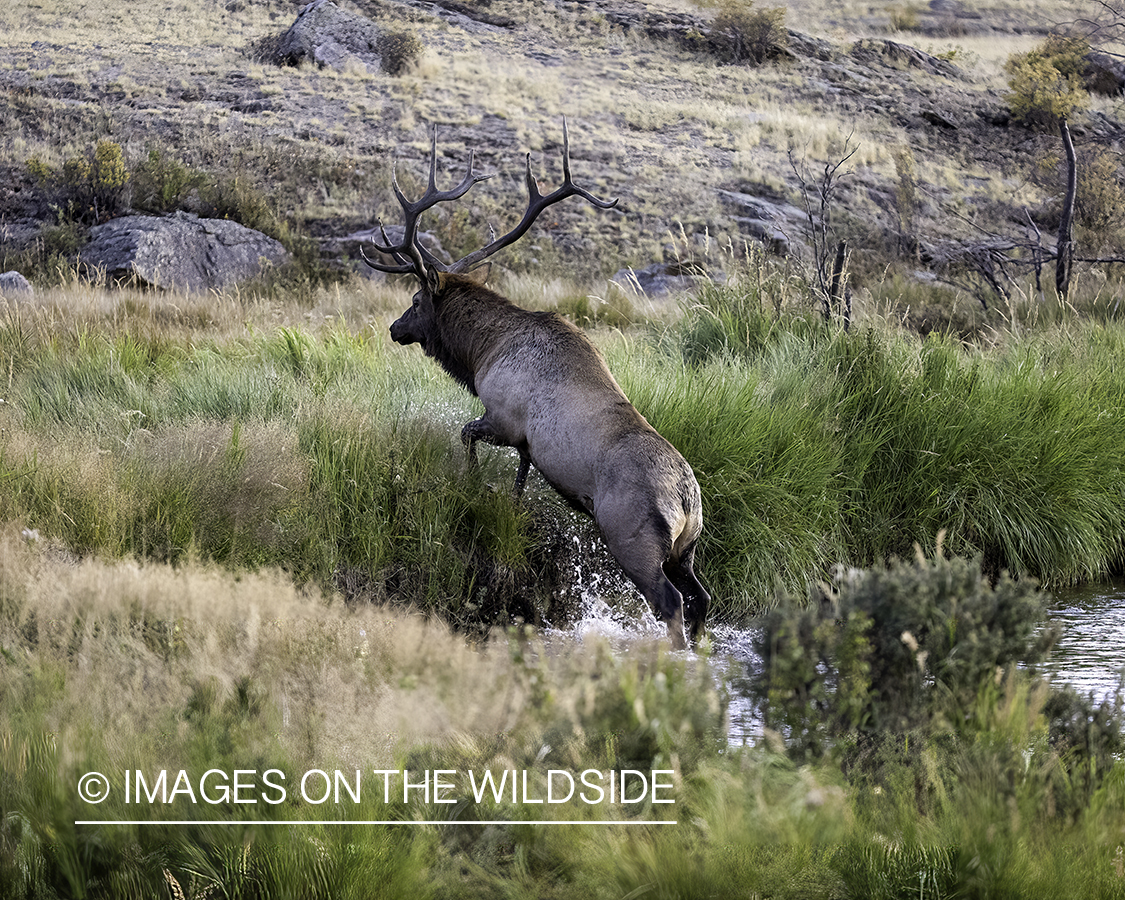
left=24, top=140, right=130, bottom=223
left=91, top=140, right=129, bottom=213
left=754, top=552, right=1058, bottom=757
left=1043, top=684, right=1125, bottom=806
left=25, top=155, right=52, bottom=185
left=131, top=146, right=205, bottom=213
left=198, top=173, right=277, bottom=233
left=1004, top=34, right=1090, bottom=130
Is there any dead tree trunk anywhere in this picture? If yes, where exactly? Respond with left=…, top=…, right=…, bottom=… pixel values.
left=829, top=240, right=849, bottom=329
left=1056, top=119, right=1077, bottom=300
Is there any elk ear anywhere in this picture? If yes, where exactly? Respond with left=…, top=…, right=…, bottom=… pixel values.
left=465, top=263, right=491, bottom=286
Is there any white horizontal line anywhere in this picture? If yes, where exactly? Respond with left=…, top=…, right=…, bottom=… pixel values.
left=76, top=819, right=677, bottom=826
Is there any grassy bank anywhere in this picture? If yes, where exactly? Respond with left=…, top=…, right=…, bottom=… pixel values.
left=1, top=527, right=1122, bottom=898
left=0, top=276, right=1123, bottom=897
left=2, top=278, right=1123, bottom=625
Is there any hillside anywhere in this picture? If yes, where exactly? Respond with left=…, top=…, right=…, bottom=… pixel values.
left=1, top=0, right=1123, bottom=315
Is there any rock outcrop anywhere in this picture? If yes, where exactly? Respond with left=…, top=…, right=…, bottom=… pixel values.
left=0, top=271, right=33, bottom=297
left=277, top=0, right=384, bottom=73
left=83, top=212, right=289, bottom=293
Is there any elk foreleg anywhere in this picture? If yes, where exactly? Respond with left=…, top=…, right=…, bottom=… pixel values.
left=461, top=417, right=531, bottom=499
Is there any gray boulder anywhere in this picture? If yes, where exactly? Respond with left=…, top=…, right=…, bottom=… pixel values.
left=611, top=263, right=705, bottom=298
left=278, top=0, right=383, bottom=73
left=84, top=212, right=289, bottom=293
left=0, top=271, right=33, bottom=298
left=717, top=189, right=805, bottom=256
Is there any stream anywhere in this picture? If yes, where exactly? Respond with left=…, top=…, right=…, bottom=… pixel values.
left=563, top=579, right=1125, bottom=746
left=715, top=580, right=1125, bottom=745
left=1044, top=578, right=1125, bottom=701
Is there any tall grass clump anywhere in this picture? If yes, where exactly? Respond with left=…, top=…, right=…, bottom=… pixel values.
left=0, top=310, right=591, bottom=630
left=667, top=282, right=1125, bottom=610
left=673, top=271, right=819, bottom=365
left=820, top=325, right=1125, bottom=583
left=298, top=407, right=555, bottom=627
left=0, top=526, right=731, bottom=898
left=616, top=345, right=846, bottom=619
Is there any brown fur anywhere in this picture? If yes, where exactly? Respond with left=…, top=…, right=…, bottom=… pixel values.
left=390, top=272, right=709, bottom=648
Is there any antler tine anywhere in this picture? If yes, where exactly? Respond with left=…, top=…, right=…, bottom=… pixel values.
left=562, top=117, right=617, bottom=211
left=359, top=221, right=417, bottom=274
left=427, top=128, right=439, bottom=193
left=360, top=245, right=416, bottom=274
left=560, top=116, right=573, bottom=187
left=363, top=127, right=494, bottom=275
left=450, top=119, right=618, bottom=274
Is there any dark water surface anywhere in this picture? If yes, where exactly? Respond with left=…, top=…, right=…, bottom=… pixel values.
left=1045, top=579, right=1125, bottom=701
left=713, top=580, right=1125, bottom=745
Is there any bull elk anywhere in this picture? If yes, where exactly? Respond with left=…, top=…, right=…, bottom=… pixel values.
left=364, top=122, right=709, bottom=648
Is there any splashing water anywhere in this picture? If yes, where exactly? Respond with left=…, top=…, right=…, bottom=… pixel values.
left=543, top=534, right=667, bottom=646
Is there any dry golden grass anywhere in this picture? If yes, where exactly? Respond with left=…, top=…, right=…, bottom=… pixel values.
left=5, top=0, right=1113, bottom=288
left=0, top=518, right=698, bottom=771
left=0, top=0, right=283, bottom=47
left=4, top=273, right=412, bottom=339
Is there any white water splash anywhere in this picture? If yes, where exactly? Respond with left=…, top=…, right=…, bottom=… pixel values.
left=543, top=533, right=667, bottom=646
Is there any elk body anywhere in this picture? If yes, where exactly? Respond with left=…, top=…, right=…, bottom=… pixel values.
left=366, top=124, right=709, bottom=648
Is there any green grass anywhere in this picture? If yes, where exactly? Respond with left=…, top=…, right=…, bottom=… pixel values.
left=1, top=532, right=1122, bottom=899
left=1, top=279, right=1124, bottom=627
left=644, top=281, right=1125, bottom=610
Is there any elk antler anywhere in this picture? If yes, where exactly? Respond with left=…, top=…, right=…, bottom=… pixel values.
left=362, top=128, right=491, bottom=278
left=363, top=120, right=618, bottom=279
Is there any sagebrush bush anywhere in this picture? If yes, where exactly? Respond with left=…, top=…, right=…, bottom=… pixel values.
left=24, top=139, right=130, bottom=223
left=706, top=0, right=788, bottom=66
left=378, top=28, right=423, bottom=75
left=751, top=551, right=1124, bottom=821
left=1004, top=34, right=1090, bottom=130
left=131, top=146, right=205, bottom=213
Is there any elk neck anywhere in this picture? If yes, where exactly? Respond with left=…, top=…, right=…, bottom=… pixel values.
left=431, top=277, right=524, bottom=396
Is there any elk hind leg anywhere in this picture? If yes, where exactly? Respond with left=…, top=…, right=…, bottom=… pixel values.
left=598, top=514, right=689, bottom=650
left=664, top=546, right=710, bottom=645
